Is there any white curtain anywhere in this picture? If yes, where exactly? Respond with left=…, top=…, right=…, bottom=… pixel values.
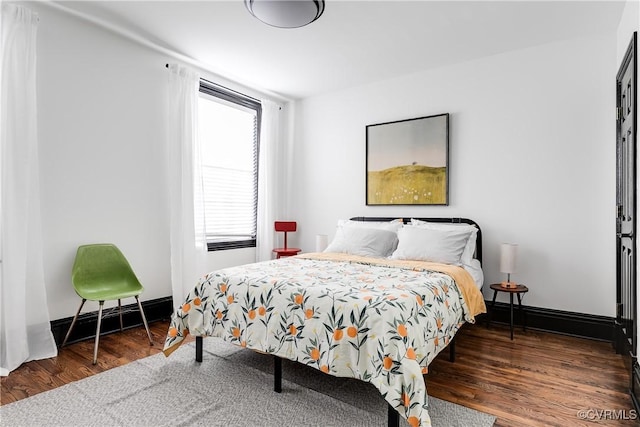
left=166, top=64, right=208, bottom=311
left=256, top=99, right=282, bottom=262
left=0, top=4, right=57, bottom=376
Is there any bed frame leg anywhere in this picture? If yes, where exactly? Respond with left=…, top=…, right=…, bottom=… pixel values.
left=449, top=337, right=456, bottom=362
left=274, top=356, right=282, bottom=393
left=195, top=336, right=203, bottom=362
left=387, top=404, right=399, bottom=427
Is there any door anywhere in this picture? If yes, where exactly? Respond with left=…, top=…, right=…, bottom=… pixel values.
left=616, top=32, right=637, bottom=402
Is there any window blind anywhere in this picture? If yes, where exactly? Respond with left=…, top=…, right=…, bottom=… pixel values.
left=199, top=81, right=261, bottom=250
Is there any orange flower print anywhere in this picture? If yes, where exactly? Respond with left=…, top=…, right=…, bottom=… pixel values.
left=436, top=318, right=443, bottom=330
left=289, top=325, right=297, bottom=336
left=407, top=416, right=420, bottom=427
left=305, top=308, right=314, bottom=319
left=232, top=327, right=241, bottom=338
left=182, top=303, right=191, bottom=313
left=397, top=324, right=408, bottom=337
left=241, top=340, right=247, bottom=347
left=383, top=356, right=393, bottom=370
left=406, top=347, right=416, bottom=360
left=421, top=366, right=428, bottom=374
left=347, top=326, right=357, bottom=338
left=445, top=300, right=450, bottom=309
left=227, top=295, right=234, bottom=304
left=310, top=348, right=320, bottom=361
left=168, top=327, right=178, bottom=337
left=248, top=309, right=256, bottom=320
left=216, top=310, right=223, bottom=320
left=294, top=293, right=303, bottom=305
left=416, top=295, right=424, bottom=306
left=402, top=393, right=410, bottom=408
left=320, top=365, right=329, bottom=373
left=220, top=283, right=227, bottom=293
left=333, top=329, right=344, bottom=341
left=258, top=306, right=266, bottom=316
left=434, top=336, right=439, bottom=347
left=193, top=297, right=201, bottom=306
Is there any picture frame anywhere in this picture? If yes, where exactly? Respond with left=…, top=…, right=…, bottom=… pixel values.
left=366, top=113, right=449, bottom=205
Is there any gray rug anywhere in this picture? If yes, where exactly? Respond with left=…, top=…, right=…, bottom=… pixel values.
left=0, top=338, right=495, bottom=427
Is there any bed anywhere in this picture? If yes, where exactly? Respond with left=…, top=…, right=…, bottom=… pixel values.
left=162, top=217, right=486, bottom=427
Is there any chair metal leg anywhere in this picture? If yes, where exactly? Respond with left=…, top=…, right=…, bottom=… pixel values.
left=61, top=299, right=86, bottom=347
left=118, top=299, right=123, bottom=332
left=136, top=296, right=153, bottom=345
left=93, top=302, right=104, bottom=364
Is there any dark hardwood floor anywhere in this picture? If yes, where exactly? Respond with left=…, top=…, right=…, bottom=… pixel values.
left=427, top=323, right=634, bottom=426
left=1, top=320, right=635, bottom=426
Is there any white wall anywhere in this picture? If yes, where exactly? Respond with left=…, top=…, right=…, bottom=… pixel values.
left=29, top=2, right=630, bottom=320
left=292, top=33, right=617, bottom=316
left=617, top=0, right=639, bottom=62
left=35, top=5, right=169, bottom=320
left=32, top=4, right=261, bottom=320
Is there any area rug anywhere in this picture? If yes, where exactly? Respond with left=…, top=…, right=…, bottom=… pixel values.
left=0, top=338, right=496, bottom=427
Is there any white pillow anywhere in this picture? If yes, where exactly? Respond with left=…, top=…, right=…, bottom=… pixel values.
left=410, top=219, right=478, bottom=265
left=463, top=259, right=484, bottom=289
left=390, top=225, right=472, bottom=265
left=324, top=227, right=398, bottom=258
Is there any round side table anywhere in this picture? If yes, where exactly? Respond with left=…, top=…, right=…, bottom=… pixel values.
left=487, top=283, right=529, bottom=340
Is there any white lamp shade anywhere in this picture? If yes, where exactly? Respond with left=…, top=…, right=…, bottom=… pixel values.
left=500, top=243, right=518, bottom=274
left=315, top=234, right=328, bottom=252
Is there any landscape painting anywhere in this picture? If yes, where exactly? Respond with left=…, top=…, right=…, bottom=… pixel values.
left=366, top=113, right=449, bottom=205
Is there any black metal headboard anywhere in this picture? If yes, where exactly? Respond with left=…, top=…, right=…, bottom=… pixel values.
left=349, top=217, right=482, bottom=264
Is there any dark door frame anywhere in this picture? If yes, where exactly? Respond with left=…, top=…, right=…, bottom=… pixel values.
left=616, top=31, right=638, bottom=411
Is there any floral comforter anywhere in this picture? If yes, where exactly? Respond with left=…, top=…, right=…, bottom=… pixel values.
left=163, top=253, right=486, bottom=427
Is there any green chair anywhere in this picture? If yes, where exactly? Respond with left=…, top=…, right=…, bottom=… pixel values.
left=61, top=244, right=153, bottom=364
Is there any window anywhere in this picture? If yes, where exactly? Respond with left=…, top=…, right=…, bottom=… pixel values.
left=198, top=80, right=261, bottom=251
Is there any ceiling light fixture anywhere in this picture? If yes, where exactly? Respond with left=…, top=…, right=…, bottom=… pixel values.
left=245, top=0, right=325, bottom=29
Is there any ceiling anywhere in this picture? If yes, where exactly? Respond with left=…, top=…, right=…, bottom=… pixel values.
left=54, top=0, right=626, bottom=100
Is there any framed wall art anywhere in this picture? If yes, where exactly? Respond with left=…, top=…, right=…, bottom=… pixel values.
left=366, top=113, right=449, bottom=205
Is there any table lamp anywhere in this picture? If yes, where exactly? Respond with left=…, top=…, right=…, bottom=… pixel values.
left=315, top=234, right=328, bottom=252
left=500, top=243, right=518, bottom=289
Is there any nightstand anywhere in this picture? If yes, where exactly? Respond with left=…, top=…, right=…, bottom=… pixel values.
left=487, top=283, right=528, bottom=340
left=273, top=248, right=301, bottom=259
